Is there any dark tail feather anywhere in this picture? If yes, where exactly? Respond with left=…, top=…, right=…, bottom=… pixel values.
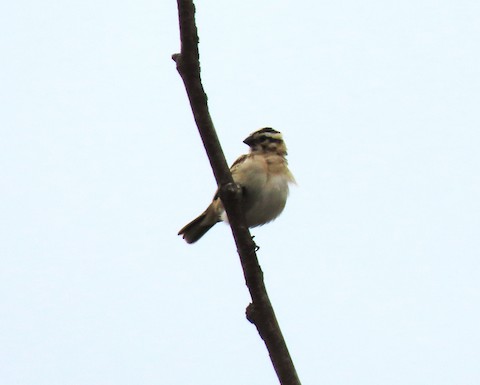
left=178, top=212, right=217, bottom=244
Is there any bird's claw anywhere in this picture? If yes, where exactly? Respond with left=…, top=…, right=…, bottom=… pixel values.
left=251, top=235, right=260, bottom=252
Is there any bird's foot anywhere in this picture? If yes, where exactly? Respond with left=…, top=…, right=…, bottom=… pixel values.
left=251, top=235, right=260, bottom=252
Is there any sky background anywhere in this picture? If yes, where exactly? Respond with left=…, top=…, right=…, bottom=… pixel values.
left=1, top=0, right=480, bottom=384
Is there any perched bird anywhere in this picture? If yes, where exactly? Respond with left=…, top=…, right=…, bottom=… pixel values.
left=178, top=127, right=295, bottom=243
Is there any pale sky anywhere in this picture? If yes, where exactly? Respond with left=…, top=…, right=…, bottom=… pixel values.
left=1, top=1, right=479, bottom=384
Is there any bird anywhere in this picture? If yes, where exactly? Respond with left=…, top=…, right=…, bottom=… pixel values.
left=178, top=127, right=295, bottom=243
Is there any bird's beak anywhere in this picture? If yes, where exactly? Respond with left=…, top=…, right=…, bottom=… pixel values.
left=243, top=134, right=255, bottom=146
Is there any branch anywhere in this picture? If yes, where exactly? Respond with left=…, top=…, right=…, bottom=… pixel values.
left=172, top=1, right=301, bottom=384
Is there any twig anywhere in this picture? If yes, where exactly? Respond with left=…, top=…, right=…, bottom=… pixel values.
left=172, top=1, right=301, bottom=384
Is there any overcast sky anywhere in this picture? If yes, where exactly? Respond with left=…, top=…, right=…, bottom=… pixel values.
left=1, top=1, right=479, bottom=384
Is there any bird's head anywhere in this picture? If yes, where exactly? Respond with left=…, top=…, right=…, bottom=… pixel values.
left=243, top=127, right=287, bottom=155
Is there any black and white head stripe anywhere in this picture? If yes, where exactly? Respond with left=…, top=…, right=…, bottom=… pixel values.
left=244, top=127, right=284, bottom=145
left=255, top=127, right=280, bottom=135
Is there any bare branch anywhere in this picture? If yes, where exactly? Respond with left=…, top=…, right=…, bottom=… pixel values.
left=173, top=1, right=301, bottom=384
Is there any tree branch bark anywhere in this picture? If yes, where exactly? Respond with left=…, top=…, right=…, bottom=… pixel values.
left=172, top=2, right=301, bottom=384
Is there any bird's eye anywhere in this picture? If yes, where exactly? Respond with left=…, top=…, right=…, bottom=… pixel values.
left=259, top=135, right=267, bottom=141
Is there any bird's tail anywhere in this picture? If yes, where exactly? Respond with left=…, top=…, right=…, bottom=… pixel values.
left=178, top=211, right=218, bottom=244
